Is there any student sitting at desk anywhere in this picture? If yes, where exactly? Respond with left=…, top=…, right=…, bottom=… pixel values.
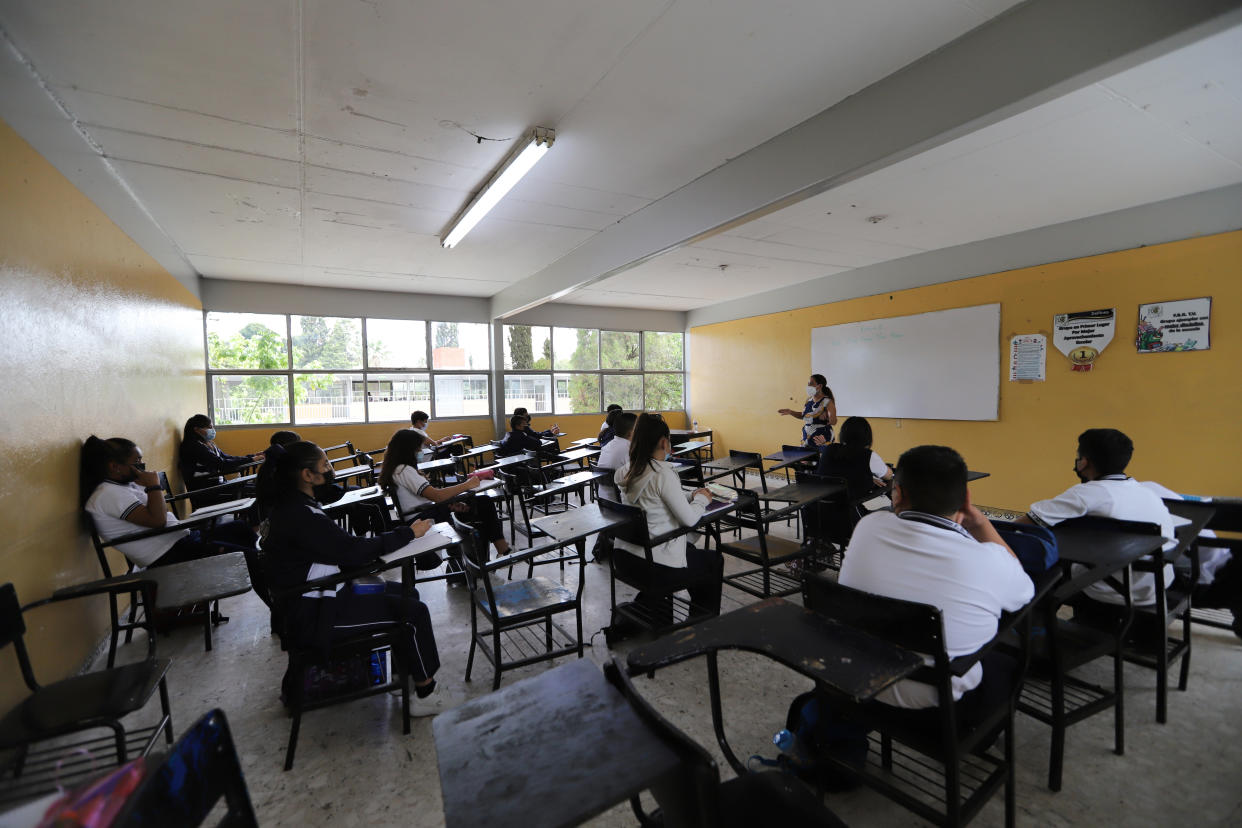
left=82, top=435, right=256, bottom=569
left=841, top=445, right=1033, bottom=716
left=260, top=440, right=453, bottom=715
left=599, top=404, right=623, bottom=445
left=379, top=428, right=511, bottom=560
left=613, top=413, right=724, bottom=621
left=408, top=410, right=441, bottom=448
left=1019, top=428, right=1176, bottom=616
left=178, top=414, right=263, bottom=508
left=812, top=416, right=892, bottom=496
left=513, top=407, right=562, bottom=438
left=495, top=415, right=544, bottom=458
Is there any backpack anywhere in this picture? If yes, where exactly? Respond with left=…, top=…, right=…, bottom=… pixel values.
left=766, top=690, right=867, bottom=792
left=994, top=520, right=1059, bottom=576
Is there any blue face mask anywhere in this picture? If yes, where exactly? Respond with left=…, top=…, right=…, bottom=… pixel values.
left=204, top=427, right=217, bottom=440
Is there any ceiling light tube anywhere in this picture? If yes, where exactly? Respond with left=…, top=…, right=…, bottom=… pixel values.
left=441, top=126, right=555, bottom=249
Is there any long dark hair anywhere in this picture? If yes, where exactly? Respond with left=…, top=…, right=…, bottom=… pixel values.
left=378, top=428, right=425, bottom=493
left=182, top=414, right=211, bottom=443
left=80, top=435, right=136, bottom=506
left=256, top=440, right=324, bottom=510
left=838, top=416, right=872, bottom=448
left=622, top=413, right=670, bottom=491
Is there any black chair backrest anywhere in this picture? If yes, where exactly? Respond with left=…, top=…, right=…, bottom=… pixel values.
left=1057, top=516, right=1162, bottom=536
left=0, top=583, right=39, bottom=691
left=728, top=449, right=760, bottom=463
left=451, top=516, right=492, bottom=600
left=604, top=658, right=721, bottom=828
left=803, top=573, right=945, bottom=657
left=813, top=444, right=875, bottom=500
left=598, top=497, right=651, bottom=550
left=114, top=708, right=258, bottom=827
left=0, top=583, right=25, bottom=652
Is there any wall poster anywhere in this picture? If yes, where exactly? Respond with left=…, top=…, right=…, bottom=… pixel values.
left=1136, top=297, right=1211, bottom=353
left=1009, top=334, right=1046, bottom=382
left=1053, top=309, right=1115, bottom=372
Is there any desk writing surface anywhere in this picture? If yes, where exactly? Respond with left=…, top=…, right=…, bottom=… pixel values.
left=483, top=453, right=535, bottom=470
left=417, top=457, right=457, bottom=472
left=571, top=437, right=600, bottom=447
left=322, top=486, right=386, bottom=512
left=187, top=497, right=255, bottom=521
left=557, top=447, right=600, bottom=463
left=627, top=598, right=922, bottom=702
left=533, top=502, right=631, bottom=543
left=145, top=551, right=251, bottom=609
left=434, top=659, right=681, bottom=828
left=381, top=522, right=461, bottom=564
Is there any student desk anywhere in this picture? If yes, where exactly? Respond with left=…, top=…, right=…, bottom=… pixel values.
left=550, top=446, right=601, bottom=469
left=627, top=597, right=923, bottom=775
left=434, top=659, right=683, bottom=828
left=454, top=443, right=495, bottom=472
left=321, top=485, right=387, bottom=512
left=967, top=470, right=990, bottom=481
left=570, top=436, right=600, bottom=447
left=533, top=501, right=634, bottom=547
left=763, top=448, right=817, bottom=473
left=672, top=440, right=713, bottom=463
left=755, top=480, right=847, bottom=522
left=670, top=428, right=712, bottom=442
left=532, top=468, right=611, bottom=508
left=415, top=456, right=457, bottom=484
left=480, top=451, right=537, bottom=471
left=700, top=453, right=766, bottom=489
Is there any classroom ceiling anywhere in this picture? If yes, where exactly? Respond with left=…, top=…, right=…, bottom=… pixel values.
left=1, top=1, right=1240, bottom=313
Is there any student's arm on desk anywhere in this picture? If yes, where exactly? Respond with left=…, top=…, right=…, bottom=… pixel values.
left=960, top=491, right=1017, bottom=559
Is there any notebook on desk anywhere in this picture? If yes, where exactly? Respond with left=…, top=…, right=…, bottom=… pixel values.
left=382, top=523, right=457, bottom=563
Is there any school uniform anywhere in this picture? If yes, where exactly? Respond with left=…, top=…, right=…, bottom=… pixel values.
left=495, top=428, right=543, bottom=458
left=841, top=510, right=1033, bottom=709
left=1028, top=475, right=1176, bottom=607
left=389, top=464, right=505, bottom=547
left=263, top=492, right=439, bottom=684
left=613, top=460, right=724, bottom=617
left=85, top=478, right=255, bottom=568
left=178, top=437, right=252, bottom=504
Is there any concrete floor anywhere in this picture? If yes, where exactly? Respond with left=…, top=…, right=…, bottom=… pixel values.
left=74, top=507, right=1242, bottom=827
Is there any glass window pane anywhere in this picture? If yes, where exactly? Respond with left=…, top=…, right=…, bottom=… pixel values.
left=293, top=373, right=365, bottom=424
left=600, top=330, right=640, bottom=370
left=553, top=327, right=598, bottom=370
left=503, top=325, right=551, bottom=369
left=433, top=374, right=490, bottom=417
left=432, top=322, right=490, bottom=370
left=291, top=316, right=363, bottom=370
left=366, top=319, right=427, bottom=369
left=644, top=331, right=683, bottom=371
left=603, top=374, right=643, bottom=410
left=645, top=374, right=684, bottom=411
left=366, top=373, right=431, bottom=422
left=205, top=312, right=288, bottom=370
left=555, top=373, right=600, bottom=415
left=210, top=374, right=290, bottom=424
left=504, top=374, right=552, bottom=414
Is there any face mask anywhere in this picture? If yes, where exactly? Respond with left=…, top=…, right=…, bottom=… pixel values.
left=204, top=427, right=217, bottom=440
left=320, top=467, right=336, bottom=485
left=806, top=386, right=817, bottom=397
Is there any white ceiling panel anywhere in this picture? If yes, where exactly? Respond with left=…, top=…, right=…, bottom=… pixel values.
left=2, top=0, right=1238, bottom=312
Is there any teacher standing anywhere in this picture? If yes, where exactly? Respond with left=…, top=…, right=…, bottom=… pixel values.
left=778, top=374, right=837, bottom=446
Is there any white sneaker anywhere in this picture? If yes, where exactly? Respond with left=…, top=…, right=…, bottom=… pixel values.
left=407, top=685, right=465, bottom=718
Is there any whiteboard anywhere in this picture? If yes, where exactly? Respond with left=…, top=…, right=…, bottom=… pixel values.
left=810, top=303, right=1000, bottom=421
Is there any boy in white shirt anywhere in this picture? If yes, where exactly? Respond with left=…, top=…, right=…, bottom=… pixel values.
left=1021, top=428, right=1176, bottom=609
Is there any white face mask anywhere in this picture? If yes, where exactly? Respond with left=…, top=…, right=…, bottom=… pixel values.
left=806, top=386, right=817, bottom=397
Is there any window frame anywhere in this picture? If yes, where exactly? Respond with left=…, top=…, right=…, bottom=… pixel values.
left=203, top=312, right=491, bottom=428
left=501, top=326, right=685, bottom=416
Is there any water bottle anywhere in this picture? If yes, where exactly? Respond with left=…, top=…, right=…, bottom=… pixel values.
left=772, top=728, right=811, bottom=768
left=692, top=419, right=699, bottom=432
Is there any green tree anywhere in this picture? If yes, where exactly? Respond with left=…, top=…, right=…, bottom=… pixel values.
left=534, top=336, right=551, bottom=370
left=567, top=329, right=601, bottom=412
left=206, top=324, right=288, bottom=423
left=508, top=325, right=533, bottom=369
left=293, top=317, right=361, bottom=369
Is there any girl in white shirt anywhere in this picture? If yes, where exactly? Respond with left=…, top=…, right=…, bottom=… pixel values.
left=613, top=413, right=724, bottom=619
left=379, top=428, right=511, bottom=559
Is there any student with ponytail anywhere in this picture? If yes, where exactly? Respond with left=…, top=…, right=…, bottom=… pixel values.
left=612, top=413, right=724, bottom=621
left=178, top=414, right=264, bottom=507
left=81, top=435, right=256, bottom=569
left=260, top=440, right=452, bottom=715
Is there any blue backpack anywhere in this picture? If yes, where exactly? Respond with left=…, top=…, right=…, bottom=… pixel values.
left=993, top=520, right=1058, bottom=576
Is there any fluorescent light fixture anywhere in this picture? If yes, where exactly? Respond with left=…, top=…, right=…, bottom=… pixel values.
left=441, top=126, right=555, bottom=249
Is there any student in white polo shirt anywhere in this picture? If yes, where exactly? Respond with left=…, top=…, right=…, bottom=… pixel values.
left=841, top=445, right=1033, bottom=714
left=1020, top=428, right=1176, bottom=610
left=82, top=435, right=256, bottom=569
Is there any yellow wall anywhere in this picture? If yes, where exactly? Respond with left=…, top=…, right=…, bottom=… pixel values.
left=689, top=230, right=1242, bottom=509
left=213, top=411, right=688, bottom=457
left=0, top=119, right=205, bottom=710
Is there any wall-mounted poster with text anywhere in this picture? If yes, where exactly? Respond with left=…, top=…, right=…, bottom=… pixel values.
left=1136, top=297, right=1211, bottom=353
left=1053, top=309, right=1115, bottom=372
